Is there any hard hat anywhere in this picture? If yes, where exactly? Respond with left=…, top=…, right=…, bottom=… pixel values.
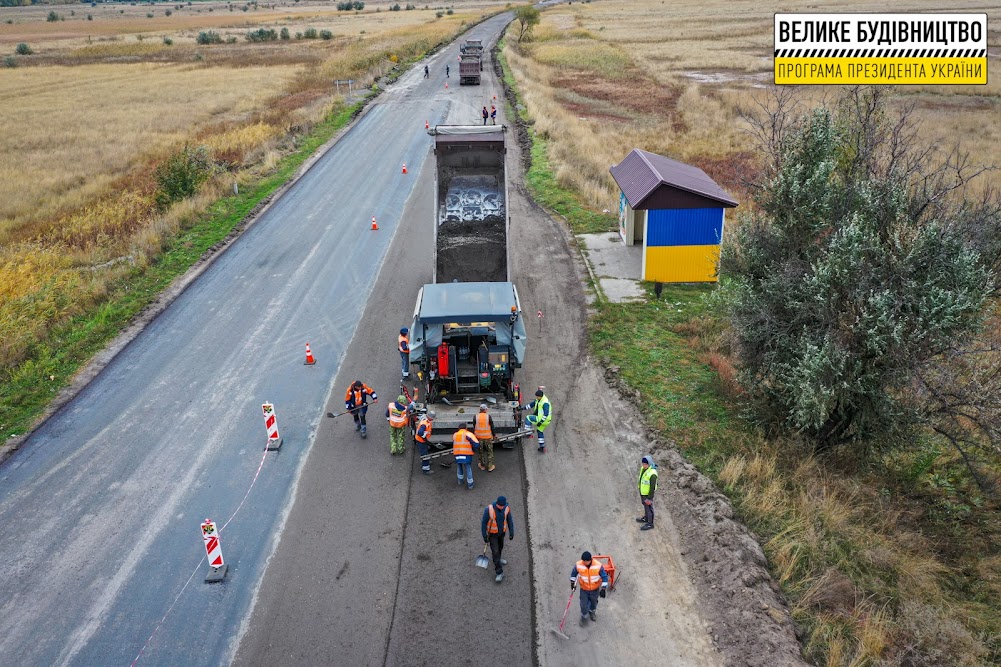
left=400, top=327, right=408, bottom=335
left=427, top=410, right=436, bottom=419
left=479, top=403, right=488, bottom=410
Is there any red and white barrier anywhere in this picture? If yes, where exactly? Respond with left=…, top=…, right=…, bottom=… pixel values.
left=263, top=402, right=283, bottom=451
left=201, top=519, right=227, bottom=583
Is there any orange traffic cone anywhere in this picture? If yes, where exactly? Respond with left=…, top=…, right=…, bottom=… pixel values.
left=493, top=94, right=496, bottom=100
left=371, top=216, right=379, bottom=230
left=305, top=343, right=316, bottom=365
left=445, top=82, right=448, bottom=89
left=402, top=163, right=407, bottom=174
left=425, top=120, right=429, bottom=130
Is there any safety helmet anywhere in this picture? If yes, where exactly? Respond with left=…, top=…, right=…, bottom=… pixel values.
left=427, top=411, right=436, bottom=419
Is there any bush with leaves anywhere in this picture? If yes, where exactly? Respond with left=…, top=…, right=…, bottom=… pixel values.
left=154, top=145, right=213, bottom=210
left=46, top=11, right=59, bottom=22
left=302, top=27, right=318, bottom=39
left=280, top=26, right=290, bottom=40
left=723, top=87, right=1001, bottom=477
left=15, top=42, right=32, bottom=55
left=4, top=55, right=16, bottom=68
left=196, top=30, right=222, bottom=44
left=319, top=29, right=332, bottom=40
left=245, top=28, right=277, bottom=42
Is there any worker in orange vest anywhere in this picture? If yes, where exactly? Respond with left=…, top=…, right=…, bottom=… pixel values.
left=385, top=395, right=411, bottom=455
left=474, top=404, right=496, bottom=472
left=481, top=495, right=515, bottom=583
left=452, top=422, right=480, bottom=489
left=344, top=380, right=378, bottom=438
left=398, top=327, right=410, bottom=379
left=414, top=410, right=435, bottom=475
left=570, top=551, right=609, bottom=625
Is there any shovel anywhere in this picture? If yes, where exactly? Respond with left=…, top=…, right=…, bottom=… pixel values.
left=441, top=396, right=498, bottom=406
left=475, top=544, right=490, bottom=569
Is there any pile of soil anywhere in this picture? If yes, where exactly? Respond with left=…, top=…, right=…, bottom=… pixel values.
left=436, top=218, right=507, bottom=283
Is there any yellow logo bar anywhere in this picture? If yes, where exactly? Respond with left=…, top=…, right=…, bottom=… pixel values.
left=775, top=57, right=987, bottom=85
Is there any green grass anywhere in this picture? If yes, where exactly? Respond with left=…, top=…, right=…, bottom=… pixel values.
left=497, top=41, right=615, bottom=235
left=0, top=98, right=367, bottom=440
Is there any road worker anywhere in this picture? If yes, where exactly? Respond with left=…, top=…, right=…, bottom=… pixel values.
left=481, top=495, right=515, bottom=583
left=386, top=395, right=411, bottom=455
left=474, top=403, right=496, bottom=472
left=344, top=380, right=378, bottom=438
left=524, top=388, right=552, bottom=453
left=414, top=410, right=435, bottom=474
left=398, top=327, right=410, bottom=379
left=452, top=421, right=480, bottom=489
left=570, top=551, right=609, bottom=625
left=637, top=455, right=659, bottom=531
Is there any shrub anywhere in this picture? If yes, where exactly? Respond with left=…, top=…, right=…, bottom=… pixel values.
left=319, top=29, right=332, bottom=40
left=15, top=43, right=32, bottom=55
left=405, top=3, right=415, bottom=8
left=294, top=32, right=302, bottom=39
left=87, top=14, right=92, bottom=20
left=196, top=30, right=222, bottom=44
left=46, top=11, right=59, bottom=22
left=146, top=12, right=153, bottom=18
left=445, top=7, right=452, bottom=14
left=226, top=36, right=237, bottom=43
left=165, top=9, right=172, bottom=16
left=154, top=145, right=212, bottom=210
left=163, top=36, right=173, bottom=45
left=435, top=10, right=443, bottom=18
left=279, top=27, right=289, bottom=40
left=4, top=56, right=16, bottom=68
left=389, top=3, right=400, bottom=10
left=302, top=27, right=317, bottom=39
left=245, top=28, right=278, bottom=42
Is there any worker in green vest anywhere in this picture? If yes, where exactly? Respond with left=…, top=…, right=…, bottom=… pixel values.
left=524, top=388, right=552, bottom=453
left=636, top=455, right=658, bottom=531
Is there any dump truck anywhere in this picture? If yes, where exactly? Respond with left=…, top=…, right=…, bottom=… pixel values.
left=405, top=125, right=529, bottom=449
left=458, top=54, right=482, bottom=85
left=430, top=125, right=508, bottom=284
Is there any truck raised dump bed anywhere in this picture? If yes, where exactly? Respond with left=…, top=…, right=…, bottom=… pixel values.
left=430, top=125, right=508, bottom=284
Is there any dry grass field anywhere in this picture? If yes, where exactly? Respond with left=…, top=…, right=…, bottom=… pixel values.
left=0, top=0, right=507, bottom=398
left=504, top=0, right=1001, bottom=665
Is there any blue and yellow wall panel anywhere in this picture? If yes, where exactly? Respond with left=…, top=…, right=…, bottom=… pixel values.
left=644, top=208, right=723, bottom=283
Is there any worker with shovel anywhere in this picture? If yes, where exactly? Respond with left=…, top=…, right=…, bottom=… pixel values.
left=570, top=551, right=609, bottom=625
left=345, top=380, right=378, bottom=438
left=386, top=395, right=411, bottom=455
left=525, top=388, right=552, bottom=453
left=480, top=495, right=515, bottom=582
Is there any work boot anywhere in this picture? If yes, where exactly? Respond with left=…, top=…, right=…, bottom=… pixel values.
left=354, top=422, right=361, bottom=432
left=499, top=558, right=507, bottom=566
left=636, top=517, right=647, bottom=523
left=538, top=446, right=546, bottom=454
left=589, top=610, right=597, bottom=622
left=403, top=371, right=410, bottom=379
left=467, top=482, right=475, bottom=490
left=579, top=616, right=588, bottom=626
left=478, top=463, right=486, bottom=471
left=641, top=523, right=654, bottom=531
left=422, top=468, right=432, bottom=475
left=495, top=573, right=504, bottom=583
left=487, top=465, right=496, bottom=472
left=457, top=477, right=464, bottom=486
left=360, top=425, right=367, bottom=438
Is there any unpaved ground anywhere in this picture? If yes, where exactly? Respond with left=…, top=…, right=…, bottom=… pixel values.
left=498, top=56, right=806, bottom=666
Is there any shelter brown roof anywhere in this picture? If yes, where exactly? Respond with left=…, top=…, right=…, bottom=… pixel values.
left=610, top=149, right=738, bottom=210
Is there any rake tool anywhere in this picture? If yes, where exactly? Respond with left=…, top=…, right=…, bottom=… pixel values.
left=550, top=589, right=575, bottom=640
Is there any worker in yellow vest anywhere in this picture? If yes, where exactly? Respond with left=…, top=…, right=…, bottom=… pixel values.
left=481, top=495, right=515, bottom=583
left=636, top=455, right=659, bottom=531
left=452, top=423, right=480, bottom=490
left=414, top=410, right=434, bottom=475
left=570, top=551, right=609, bottom=625
left=474, top=404, right=496, bottom=472
left=525, top=388, right=552, bottom=453
left=385, top=395, right=411, bottom=455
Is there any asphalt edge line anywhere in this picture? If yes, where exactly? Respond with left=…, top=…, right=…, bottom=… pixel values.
left=381, top=437, right=417, bottom=667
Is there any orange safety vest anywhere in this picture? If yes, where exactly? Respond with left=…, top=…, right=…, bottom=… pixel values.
left=473, top=412, right=493, bottom=439
left=345, top=383, right=375, bottom=407
left=575, top=560, right=603, bottom=591
left=388, top=402, right=408, bottom=428
left=486, top=504, right=509, bottom=535
left=452, top=429, right=478, bottom=457
left=415, top=416, right=432, bottom=442
left=398, top=333, right=408, bottom=354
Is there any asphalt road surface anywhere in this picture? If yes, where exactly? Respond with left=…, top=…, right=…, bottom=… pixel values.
left=0, top=13, right=516, bottom=667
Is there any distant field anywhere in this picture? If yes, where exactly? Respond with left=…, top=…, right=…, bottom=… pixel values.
left=505, top=0, right=1001, bottom=214
left=0, top=0, right=506, bottom=417
left=504, top=0, right=1001, bottom=665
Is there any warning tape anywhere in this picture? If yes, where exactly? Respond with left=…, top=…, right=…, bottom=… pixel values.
left=131, top=443, right=272, bottom=665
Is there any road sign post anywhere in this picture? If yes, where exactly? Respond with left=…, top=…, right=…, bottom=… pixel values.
left=201, top=519, right=228, bottom=583
left=263, top=402, right=283, bottom=451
